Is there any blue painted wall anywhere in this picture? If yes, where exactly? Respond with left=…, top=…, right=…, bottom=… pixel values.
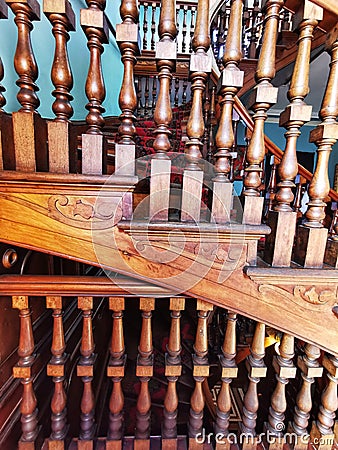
left=0, top=0, right=123, bottom=120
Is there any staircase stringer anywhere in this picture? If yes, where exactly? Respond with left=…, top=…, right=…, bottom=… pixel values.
left=0, top=182, right=337, bottom=356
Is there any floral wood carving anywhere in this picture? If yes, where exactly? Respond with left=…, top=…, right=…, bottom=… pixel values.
left=258, top=284, right=337, bottom=311
left=48, top=194, right=122, bottom=230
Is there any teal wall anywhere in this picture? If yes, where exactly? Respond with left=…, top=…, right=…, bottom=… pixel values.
left=0, top=0, right=123, bottom=120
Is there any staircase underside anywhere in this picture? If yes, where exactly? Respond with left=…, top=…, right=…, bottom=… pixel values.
left=0, top=174, right=337, bottom=356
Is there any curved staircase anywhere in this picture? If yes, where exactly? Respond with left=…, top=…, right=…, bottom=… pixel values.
left=0, top=0, right=337, bottom=448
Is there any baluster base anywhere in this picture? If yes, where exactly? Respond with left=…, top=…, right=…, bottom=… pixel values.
left=134, top=439, right=150, bottom=450
left=13, top=111, right=48, bottom=172
left=0, top=111, right=15, bottom=170
left=310, top=422, right=335, bottom=450
left=264, top=211, right=297, bottom=267
left=162, top=438, right=179, bottom=450
left=115, top=143, right=135, bottom=176
left=48, top=121, right=72, bottom=174
left=242, top=196, right=264, bottom=225
left=324, top=238, right=338, bottom=268
left=181, top=169, right=203, bottom=222
left=149, top=158, right=171, bottom=222
left=106, top=440, right=122, bottom=450
left=293, top=225, right=328, bottom=268
left=81, top=134, right=106, bottom=175
left=211, top=181, right=232, bottom=224
left=286, top=424, right=310, bottom=450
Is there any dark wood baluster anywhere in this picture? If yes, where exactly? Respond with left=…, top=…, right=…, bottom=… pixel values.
left=206, top=85, right=216, bottom=162
left=44, top=0, right=75, bottom=174
left=212, top=0, right=244, bottom=224
left=0, top=0, right=6, bottom=111
left=203, top=84, right=210, bottom=154
left=265, top=2, right=323, bottom=267
left=296, top=28, right=338, bottom=268
left=46, top=296, right=68, bottom=449
left=77, top=297, right=96, bottom=448
left=248, top=0, right=260, bottom=59
left=149, top=0, right=177, bottom=221
left=80, top=0, right=108, bottom=174
left=215, top=312, right=238, bottom=448
left=189, top=7, right=196, bottom=53
left=115, top=0, right=139, bottom=177
left=263, top=156, right=278, bottom=220
left=135, top=298, right=155, bottom=450
left=106, top=297, right=126, bottom=450
left=289, top=344, right=323, bottom=450
left=174, top=77, right=179, bottom=108
left=162, top=297, right=185, bottom=449
left=6, top=0, right=45, bottom=172
left=12, top=296, right=39, bottom=449
left=293, top=175, right=306, bottom=223
left=311, top=354, right=338, bottom=450
left=144, top=75, right=150, bottom=116
left=136, top=76, right=144, bottom=117
left=142, top=2, right=148, bottom=50
left=182, top=78, right=188, bottom=105
left=188, top=299, right=213, bottom=447
left=265, top=334, right=296, bottom=449
left=150, top=2, right=156, bottom=51
left=152, top=76, right=157, bottom=113
left=181, top=0, right=211, bottom=222
left=243, top=0, right=283, bottom=227
left=0, top=0, right=8, bottom=171
left=182, top=5, right=188, bottom=53
left=240, top=322, right=267, bottom=450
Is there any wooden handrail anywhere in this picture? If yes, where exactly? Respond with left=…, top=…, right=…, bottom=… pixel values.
left=234, top=95, right=338, bottom=202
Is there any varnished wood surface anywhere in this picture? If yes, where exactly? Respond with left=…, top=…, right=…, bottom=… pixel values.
left=0, top=183, right=337, bottom=355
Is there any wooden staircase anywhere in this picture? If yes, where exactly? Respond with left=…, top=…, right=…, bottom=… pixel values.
left=0, top=0, right=337, bottom=448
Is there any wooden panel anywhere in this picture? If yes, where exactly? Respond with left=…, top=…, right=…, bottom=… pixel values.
left=48, top=121, right=70, bottom=173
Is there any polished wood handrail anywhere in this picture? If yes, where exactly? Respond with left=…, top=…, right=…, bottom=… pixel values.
left=234, top=95, right=338, bottom=202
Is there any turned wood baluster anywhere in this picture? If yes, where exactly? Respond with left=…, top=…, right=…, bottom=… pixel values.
left=0, top=0, right=6, bottom=112
left=6, top=0, right=40, bottom=112
left=149, top=0, right=177, bottom=221
left=45, top=1, right=74, bottom=122
left=142, top=2, right=148, bottom=49
left=77, top=297, right=96, bottom=446
left=162, top=298, right=185, bottom=447
left=181, top=0, right=211, bottom=222
left=106, top=298, right=126, bottom=449
left=275, top=3, right=323, bottom=212
left=266, top=334, right=296, bottom=449
left=44, top=0, right=75, bottom=174
left=289, top=344, right=322, bottom=449
left=188, top=299, right=213, bottom=445
left=241, top=322, right=267, bottom=447
left=153, top=0, right=177, bottom=159
left=116, top=0, right=139, bottom=145
left=135, top=298, right=155, bottom=449
left=215, top=312, right=238, bottom=447
left=12, top=296, right=39, bottom=448
left=182, top=6, right=188, bottom=53
left=150, top=2, right=156, bottom=50
left=189, top=7, right=196, bottom=53
left=152, top=76, right=157, bottom=112
left=212, top=0, right=244, bottom=224
left=80, top=0, right=109, bottom=175
left=243, top=0, right=283, bottom=199
left=81, top=0, right=107, bottom=135
left=115, top=0, right=139, bottom=177
left=304, top=30, right=338, bottom=228
left=46, top=296, right=68, bottom=448
left=311, top=354, right=338, bottom=449
left=206, top=85, right=216, bottom=162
